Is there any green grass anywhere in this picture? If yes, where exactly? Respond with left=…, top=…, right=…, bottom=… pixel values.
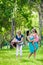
left=0, top=45, right=43, bottom=65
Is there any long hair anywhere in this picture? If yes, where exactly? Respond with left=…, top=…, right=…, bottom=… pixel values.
left=26, top=30, right=30, bottom=36
left=33, top=29, right=37, bottom=33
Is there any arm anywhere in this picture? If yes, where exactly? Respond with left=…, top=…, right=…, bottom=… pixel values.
left=19, top=35, right=24, bottom=42
left=21, top=37, right=24, bottom=42
left=27, top=36, right=34, bottom=42
left=18, top=37, right=24, bottom=43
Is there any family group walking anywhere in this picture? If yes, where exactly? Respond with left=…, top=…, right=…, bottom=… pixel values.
left=11, top=28, right=39, bottom=59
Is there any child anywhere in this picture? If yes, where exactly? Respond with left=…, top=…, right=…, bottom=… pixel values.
left=32, top=29, right=39, bottom=58
left=16, top=30, right=24, bottom=57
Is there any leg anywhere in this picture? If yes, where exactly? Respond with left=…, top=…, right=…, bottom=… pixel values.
left=13, top=42, right=16, bottom=47
left=28, top=53, right=33, bottom=58
left=20, top=45, right=22, bottom=57
left=16, top=45, right=19, bottom=57
left=11, top=42, right=14, bottom=48
left=34, top=51, right=36, bottom=58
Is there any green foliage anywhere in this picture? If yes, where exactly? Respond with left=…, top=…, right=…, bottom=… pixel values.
left=0, top=0, right=42, bottom=43
left=0, top=0, right=41, bottom=31
left=0, top=0, right=15, bottom=30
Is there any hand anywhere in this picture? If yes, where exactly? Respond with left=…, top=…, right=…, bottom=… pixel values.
left=18, top=41, right=21, bottom=43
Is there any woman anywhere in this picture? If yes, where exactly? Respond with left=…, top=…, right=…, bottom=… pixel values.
left=16, top=30, right=24, bottom=57
left=26, top=29, right=39, bottom=58
left=26, top=30, right=34, bottom=58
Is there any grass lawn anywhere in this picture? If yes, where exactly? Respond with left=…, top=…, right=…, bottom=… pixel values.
left=0, top=45, right=43, bottom=65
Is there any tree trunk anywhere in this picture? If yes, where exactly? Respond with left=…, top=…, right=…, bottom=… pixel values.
left=11, top=18, right=15, bottom=40
left=39, top=1, right=43, bottom=39
left=11, top=0, right=17, bottom=39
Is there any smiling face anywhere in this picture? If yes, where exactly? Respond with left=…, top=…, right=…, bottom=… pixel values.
left=32, top=29, right=37, bottom=34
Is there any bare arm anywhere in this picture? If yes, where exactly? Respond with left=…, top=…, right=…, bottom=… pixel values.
left=21, top=37, right=24, bottom=42
left=18, top=37, right=24, bottom=43
left=27, top=36, right=34, bottom=42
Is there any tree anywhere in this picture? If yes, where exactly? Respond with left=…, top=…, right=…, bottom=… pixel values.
left=39, top=1, right=43, bottom=38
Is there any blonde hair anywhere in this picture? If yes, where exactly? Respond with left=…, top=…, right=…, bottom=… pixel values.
left=17, top=30, right=21, bottom=35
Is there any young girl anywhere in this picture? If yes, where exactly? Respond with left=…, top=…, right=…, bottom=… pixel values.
left=32, top=29, right=39, bottom=58
left=16, top=30, right=24, bottom=57
left=11, top=30, right=23, bottom=57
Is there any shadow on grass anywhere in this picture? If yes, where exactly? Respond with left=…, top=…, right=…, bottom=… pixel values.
left=36, top=59, right=43, bottom=62
left=21, top=59, right=29, bottom=62
left=21, top=58, right=34, bottom=63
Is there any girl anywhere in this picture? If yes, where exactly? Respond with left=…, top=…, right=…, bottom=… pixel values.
left=11, top=30, right=24, bottom=57
left=16, top=30, right=24, bottom=57
left=32, top=29, right=39, bottom=58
